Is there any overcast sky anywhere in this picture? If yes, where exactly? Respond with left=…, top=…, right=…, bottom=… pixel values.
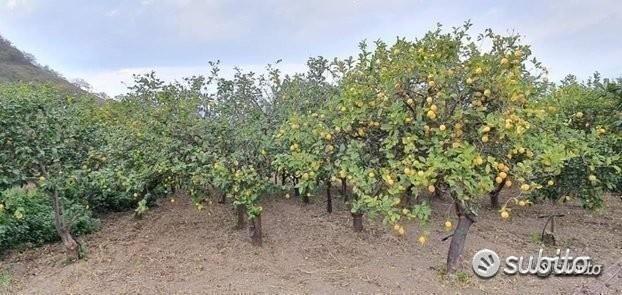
left=1, top=0, right=620, bottom=96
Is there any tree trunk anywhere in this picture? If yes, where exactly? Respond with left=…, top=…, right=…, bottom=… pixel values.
left=51, top=190, right=80, bottom=260
left=446, top=202, right=475, bottom=273
left=352, top=212, right=363, bottom=232
left=293, top=178, right=300, bottom=199
left=218, top=192, right=226, bottom=204
left=142, top=175, right=163, bottom=207
left=274, top=173, right=278, bottom=184
left=326, top=180, right=333, bottom=213
left=249, top=214, right=262, bottom=246
left=281, top=172, right=287, bottom=185
left=489, top=180, right=506, bottom=209
left=236, top=205, right=246, bottom=229
left=341, top=178, right=348, bottom=202
left=401, top=185, right=414, bottom=208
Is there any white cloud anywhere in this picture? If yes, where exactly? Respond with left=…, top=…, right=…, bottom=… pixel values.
left=2, top=0, right=32, bottom=11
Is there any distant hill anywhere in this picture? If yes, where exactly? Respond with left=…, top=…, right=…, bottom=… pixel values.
left=0, top=34, right=82, bottom=92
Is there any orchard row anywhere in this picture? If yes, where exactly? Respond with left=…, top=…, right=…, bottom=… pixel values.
left=1, top=24, right=620, bottom=273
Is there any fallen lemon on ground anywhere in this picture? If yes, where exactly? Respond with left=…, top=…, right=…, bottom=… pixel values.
left=501, top=210, right=510, bottom=219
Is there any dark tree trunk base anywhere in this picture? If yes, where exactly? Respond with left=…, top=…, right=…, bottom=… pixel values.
left=249, top=215, right=263, bottom=246
left=446, top=203, right=475, bottom=273
left=490, top=194, right=499, bottom=209
left=218, top=192, right=226, bottom=204
left=341, top=178, right=348, bottom=202
left=60, top=232, right=81, bottom=261
left=489, top=180, right=506, bottom=209
left=352, top=213, right=363, bottom=232
left=236, top=205, right=246, bottom=229
left=401, top=185, right=414, bottom=208
left=294, top=188, right=300, bottom=198
left=326, top=181, right=333, bottom=213
left=50, top=188, right=81, bottom=260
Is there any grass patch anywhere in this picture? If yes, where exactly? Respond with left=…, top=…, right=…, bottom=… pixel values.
left=530, top=232, right=542, bottom=244
left=0, top=271, right=11, bottom=288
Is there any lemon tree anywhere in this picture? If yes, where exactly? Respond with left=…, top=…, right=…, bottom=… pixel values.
left=524, top=75, right=622, bottom=208
left=270, top=59, right=343, bottom=206
left=0, top=84, right=98, bottom=258
left=327, top=24, right=549, bottom=272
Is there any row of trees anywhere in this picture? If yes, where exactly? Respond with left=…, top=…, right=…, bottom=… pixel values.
left=1, top=24, right=620, bottom=272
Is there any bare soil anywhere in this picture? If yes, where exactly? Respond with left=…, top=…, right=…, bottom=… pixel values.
left=1, top=190, right=621, bottom=294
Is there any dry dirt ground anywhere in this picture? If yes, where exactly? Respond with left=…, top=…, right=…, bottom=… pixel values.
left=1, top=190, right=621, bottom=294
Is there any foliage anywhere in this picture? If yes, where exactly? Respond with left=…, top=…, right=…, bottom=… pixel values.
left=0, top=186, right=98, bottom=252
left=527, top=75, right=622, bottom=207
left=322, top=23, right=551, bottom=227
